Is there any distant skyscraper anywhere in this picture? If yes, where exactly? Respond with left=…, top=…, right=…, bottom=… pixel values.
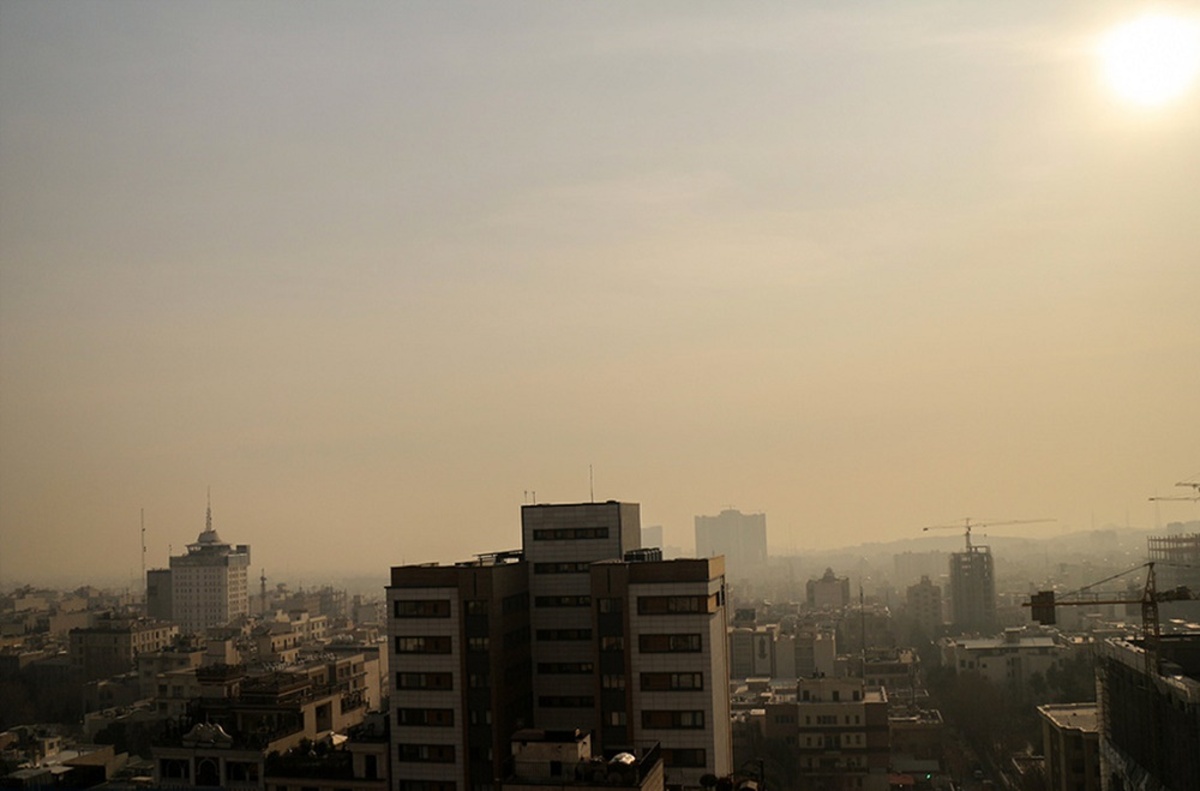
left=948, top=546, right=995, bottom=634
left=641, top=524, right=664, bottom=550
left=693, top=509, right=766, bottom=581
left=167, top=504, right=251, bottom=634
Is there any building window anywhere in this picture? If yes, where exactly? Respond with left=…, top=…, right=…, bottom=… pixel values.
left=661, top=748, right=706, bottom=768
left=641, top=710, right=705, bottom=729
left=394, top=600, right=452, bottom=618
left=638, top=633, right=702, bottom=653
left=396, top=672, right=451, bottom=691
left=637, top=595, right=715, bottom=615
left=537, top=662, right=594, bottom=674
left=533, top=562, right=592, bottom=574
left=536, top=628, right=592, bottom=641
left=396, top=744, right=456, bottom=763
left=396, top=708, right=455, bottom=727
left=607, top=711, right=628, bottom=726
left=468, top=637, right=489, bottom=652
left=538, top=695, right=595, bottom=708
left=464, top=600, right=489, bottom=615
left=601, top=674, right=626, bottom=689
left=597, top=597, right=623, bottom=613
left=641, top=672, right=704, bottom=691
left=600, top=636, right=625, bottom=652
left=532, top=527, right=609, bottom=540
left=535, top=595, right=591, bottom=608
left=394, top=636, right=452, bottom=654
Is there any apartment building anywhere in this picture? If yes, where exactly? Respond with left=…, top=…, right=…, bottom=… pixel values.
left=759, top=677, right=890, bottom=791
left=524, top=502, right=642, bottom=734
left=388, top=552, right=533, bottom=791
left=69, top=615, right=179, bottom=681
left=1037, top=703, right=1099, bottom=791
left=387, top=502, right=731, bottom=791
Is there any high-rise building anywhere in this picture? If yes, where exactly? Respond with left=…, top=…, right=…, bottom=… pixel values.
left=948, top=546, right=995, bottom=634
left=1096, top=634, right=1200, bottom=790
left=524, top=501, right=641, bottom=733
left=167, top=505, right=251, bottom=634
left=387, top=502, right=732, bottom=791
left=693, top=509, right=766, bottom=582
left=905, top=575, right=943, bottom=637
left=388, top=552, right=532, bottom=791
left=590, top=555, right=732, bottom=788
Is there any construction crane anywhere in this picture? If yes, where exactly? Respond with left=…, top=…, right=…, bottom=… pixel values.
left=1024, top=562, right=1195, bottom=675
left=1150, top=479, right=1200, bottom=502
left=921, top=517, right=1056, bottom=551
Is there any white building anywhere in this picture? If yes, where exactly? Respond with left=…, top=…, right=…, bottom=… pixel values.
left=168, top=506, right=251, bottom=635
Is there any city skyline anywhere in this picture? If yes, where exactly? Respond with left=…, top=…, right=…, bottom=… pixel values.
left=2, top=2, right=1198, bottom=585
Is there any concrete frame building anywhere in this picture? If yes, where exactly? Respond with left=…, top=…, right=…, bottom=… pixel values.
left=806, top=568, right=850, bottom=611
left=1096, top=634, right=1200, bottom=791
left=948, top=546, right=995, bottom=634
left=905, top=575, right=943, bottom=637
left=69, top=615, right=179, bottom=681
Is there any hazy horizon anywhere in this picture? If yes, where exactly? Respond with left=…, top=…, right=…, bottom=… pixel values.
left=2, top=2, right=1198, bottom=587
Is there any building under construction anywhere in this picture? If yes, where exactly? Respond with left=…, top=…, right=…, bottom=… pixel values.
left=1148, top=532, right=1200, bottom=623
left=1095, top=634, right=1200, bottom=790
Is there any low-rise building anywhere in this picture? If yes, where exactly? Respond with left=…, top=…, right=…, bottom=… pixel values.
left=1038, top=703, right=1099, bottom=791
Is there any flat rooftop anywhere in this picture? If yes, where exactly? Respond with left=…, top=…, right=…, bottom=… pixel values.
left=1038, top=703, right=1098, bottom=732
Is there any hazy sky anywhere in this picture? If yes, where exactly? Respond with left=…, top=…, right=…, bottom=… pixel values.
left=2, top=1, right=1198, bottom=586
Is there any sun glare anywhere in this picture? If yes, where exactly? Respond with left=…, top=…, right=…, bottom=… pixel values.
left=1099, top=11, right=1200, bottom=107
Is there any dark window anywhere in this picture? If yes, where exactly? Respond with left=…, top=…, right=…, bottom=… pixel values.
left=642, top=710, right=705, bottom=729
left=464, top=600, right=489, bottom=615
left=396, top=744, right=456, bottom=763
left=394, top=599, right=452, bottom=618
left=394, top=636, right=452, bottom=654
left=538, top=695, right=595, bottom=707
left=661, top=748, right=706, bottom=768
left=396, top=708, right=455, bottom=727
left=536, top=628, right=592, bottom=641
left=637, top=595, right=714, bottom=615
left=537, top=662, right=595, bottom=674
left=641, top=672, right=704, bottom=691
left=535, top=595, right=591, bottom=607
left=597, top=597, right=623, bottom=613
left=533, top=561, right=591, bottom=574
left=532, top=527, right=610, bottom=540
left=638, top=633, right=702, bottom=653
left=396, top=672, right=453, bottom=690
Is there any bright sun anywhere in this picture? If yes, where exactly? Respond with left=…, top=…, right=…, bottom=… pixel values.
left=1099, top=11, right=1200, bottom=107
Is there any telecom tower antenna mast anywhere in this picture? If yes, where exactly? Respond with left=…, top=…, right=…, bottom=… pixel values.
left=140, top=508, right=146, bottom=604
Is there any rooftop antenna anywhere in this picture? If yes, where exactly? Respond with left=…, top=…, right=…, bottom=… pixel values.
left=589, top=465, right=594, bottom=502
left=206, top=486, right=213, bottom=531
left=260, top=568, right=267, bottom=616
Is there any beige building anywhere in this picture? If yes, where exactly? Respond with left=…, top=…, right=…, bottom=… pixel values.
left=757, top=677, right=890, bottom=791
left=168, top=506, right=251, bottom=634
left=69, top=615, right=179, bottom=681
left=1038, top=703, right=1099, bottom=791
left=905, top=575, right=943, bottom=636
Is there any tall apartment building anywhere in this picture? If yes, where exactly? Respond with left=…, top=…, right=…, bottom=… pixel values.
left=163, top=505, right=251, bottom=635
left=905, top=575, right=943, bottom=636
left=948, top=546, right=995, bottom=634
left=388, top=553, right=532, bottom=791
left=693, top=509, right=766, bottom=582
left=524, top=501, right=641, bottom=734
left=1096, top=634, right=1200, bottom=790
left=590, top=555, right=732, bottom=788
left=388, top=502, right=732, bottom=791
